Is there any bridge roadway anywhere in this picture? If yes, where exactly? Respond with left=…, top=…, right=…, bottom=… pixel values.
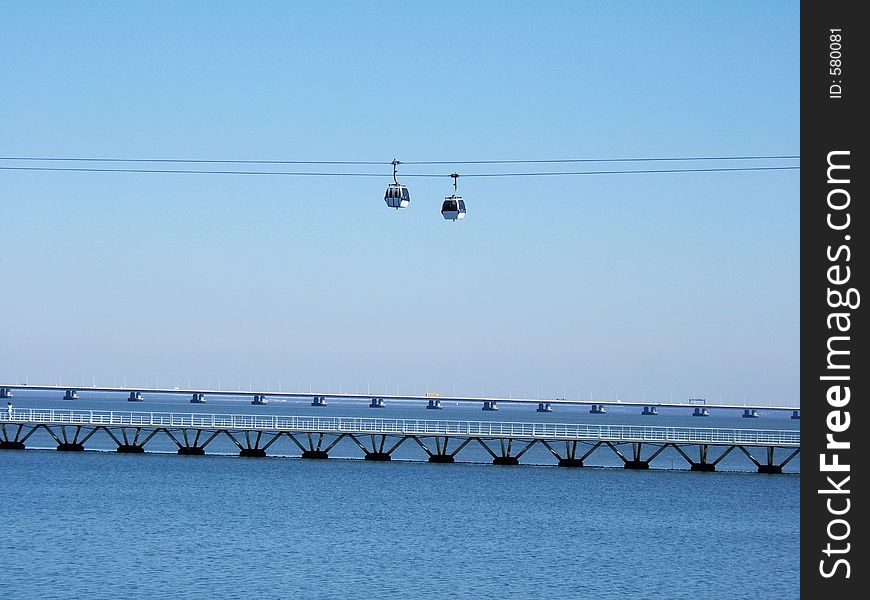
left=1, top=408, right=800, bottom=473
left=0, top=383, right=800, bottom=415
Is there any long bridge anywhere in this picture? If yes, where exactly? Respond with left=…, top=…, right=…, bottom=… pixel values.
left=0, top=384, right=800, bottom=418
left=0, top=408, right=800, bottom=474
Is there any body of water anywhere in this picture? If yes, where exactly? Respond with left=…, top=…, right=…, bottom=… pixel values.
left=1, top=391, right=799, bottom=598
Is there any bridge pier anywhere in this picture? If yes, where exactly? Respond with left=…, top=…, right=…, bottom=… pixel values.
left=426, top=399, right=443, bottom=410
left=536, top=403, right=553, bottom=413
left=541, top=439, right=603, bottom=467
left=671, top=443, right=727, bottom=472
left=1, top=423, right=37, bottom=450
left=736, top=445, right=799, bottom=474
left=369, top=397, right=385, bottom=408
left=102, top=426, right=158, bottom=453
left=606, top=441, right=669, bottom=470
left=163, top=428, right=220, bottom=456
left=349, top=433, right=407, bottom=461
left=224, top=429, right=281, bottom=457
left=117, top=444, right=145, bottom=453
left=311, top=396, right=328, bottom=407
left=128, top=391, right=144, bottom=402
left=757, top=464, right=783, bottom=474
left=482, top=401, right=499, bottom=411
left=589, top=404, right=606, bottom=414
left=63, top=389, right=78, bottom=400
left=623, top=460, right=649, bottom=470
left=178, top=446, right=206, bottom=456
left=57, top=442, right=85, bottom=451
left=190, top=393, right=206, bottom=404
left=251, top=395, right=268, bottom=405
left=301, top=450, right=329, bottom=459
left=410, top=435, right=471, bottom=463
left=411, top=435, right=469, bottom=463
left=477, top=438, right=535, bottom=466
left=43, top=424, right=98, bottom=452
left=691, top=462, right=716, bottom=472
left=240, top=448, right=267, bottom=458
left=286, top=432, right=344, bottom=459
left=364, top=452, right=391, bottom=461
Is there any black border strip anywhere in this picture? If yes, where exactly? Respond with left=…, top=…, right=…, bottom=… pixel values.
left=802, top=3, right=865, bottom=595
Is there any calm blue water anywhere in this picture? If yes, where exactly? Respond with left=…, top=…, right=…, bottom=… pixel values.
left=1, top=391, right=799, bottom=598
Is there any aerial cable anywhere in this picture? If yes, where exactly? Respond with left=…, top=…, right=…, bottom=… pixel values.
left=402, top=154, right=800, bottom=165
left=0, top=156, right=390, bottom=165
left=0, top=153, right=799, bottom=166
left=456, top=165, right=800, bottom=177
left=0, top=165, right=799, bottom=177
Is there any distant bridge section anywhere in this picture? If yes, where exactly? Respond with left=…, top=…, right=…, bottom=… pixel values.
left=0, top=384, right=800, bottom=418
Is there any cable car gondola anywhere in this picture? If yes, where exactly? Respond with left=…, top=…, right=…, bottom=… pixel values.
left=384, top=159, right=410, bottom=209
left=441, top=173, right=466, bottom=221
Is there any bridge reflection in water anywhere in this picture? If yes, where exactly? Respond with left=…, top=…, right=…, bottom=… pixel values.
left=0, top=409, right=800, bottom=474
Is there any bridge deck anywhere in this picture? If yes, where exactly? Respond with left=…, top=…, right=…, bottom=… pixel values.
left=2, top=408, right=800, bottom=447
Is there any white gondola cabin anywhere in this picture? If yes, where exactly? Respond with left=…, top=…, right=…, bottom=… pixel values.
left=384, top=159, right=410, bottom=209
left=384, top=183, right=410, bottom=209
left=441, top=173, right=466, bottom=221
left=441, top=197, right=466, bottom=220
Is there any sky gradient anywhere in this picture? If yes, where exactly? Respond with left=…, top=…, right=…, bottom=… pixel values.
left=0, top=1, right=800, bottom=405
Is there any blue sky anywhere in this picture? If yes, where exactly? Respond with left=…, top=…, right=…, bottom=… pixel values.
left=0, top=1, right=799, bottom=404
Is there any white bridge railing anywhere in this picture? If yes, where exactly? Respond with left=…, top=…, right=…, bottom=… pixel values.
left=2, top=408, right=801, bottom=447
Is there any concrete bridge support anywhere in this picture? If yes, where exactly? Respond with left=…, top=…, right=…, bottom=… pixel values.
left=42, top=424, right=98, bottom=452
left=410, top=435, right=473, bottom=463
left=162, top=428, right=221, bottom=456
left=223, top=429, right=281, bottom=457
left=477, top=437, right=536, bottom=465
left=670, top=444, right=737, bottom=472
left=605, top=441, right=669, bottom=470
left=737, top=445, right=800, bottom=474
left=348, top=433, right=407, bottom=461
left=285, top=432, right=345, bottom=459
left=100, top=426, right=160, bottom=453
left=541, top=440, right=605, bottom=467
left=0, top=423, right=36, bottom=449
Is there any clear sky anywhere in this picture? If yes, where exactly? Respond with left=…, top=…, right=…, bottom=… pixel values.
left=0, top=1, right=799, bottom=405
